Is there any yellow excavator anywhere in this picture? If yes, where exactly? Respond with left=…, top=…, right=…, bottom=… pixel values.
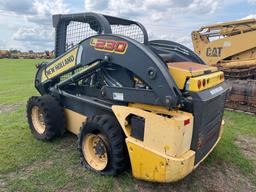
left=192, top=18, right=256, bottom=114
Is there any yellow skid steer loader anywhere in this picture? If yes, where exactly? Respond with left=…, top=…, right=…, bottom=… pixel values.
left=27, top=12, right=228, bottom=182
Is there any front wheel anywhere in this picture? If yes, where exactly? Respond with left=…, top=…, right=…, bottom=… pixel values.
left=26, top=95, right=65, bottom=140
left=78, top=115, right=128, bottom=175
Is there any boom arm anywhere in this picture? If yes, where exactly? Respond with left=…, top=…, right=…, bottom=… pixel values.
left=192, top=19, right=256, bottom=66
left=35, top=35, right=182, bottom=109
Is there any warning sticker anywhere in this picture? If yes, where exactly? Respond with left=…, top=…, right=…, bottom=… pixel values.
left=113, top=92, right=124, bottom=101
left=210, top=86, right=223, bottom=95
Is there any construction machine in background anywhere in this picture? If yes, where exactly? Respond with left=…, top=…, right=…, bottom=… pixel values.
left=192, top=18, right=256, bottom=114
left=28, top=50, right=36, bottom=59
left=3, top=50, right=55, bottom=59
left=9, top=49, right=20, bottom=59
left=0, top=50, right=10, bottom=58
left=44, top=50, right=55, bottom=59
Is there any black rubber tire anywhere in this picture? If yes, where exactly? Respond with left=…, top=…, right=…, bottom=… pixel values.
left=26, top=95, right=65, bottom=140
left=78, top=115, right=128, bottom=175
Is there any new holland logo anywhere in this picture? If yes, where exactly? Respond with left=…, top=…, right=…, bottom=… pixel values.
left=90, top=38, right=128, bottom=54
left=46, top=55, right=74, bottom=76
left=43, top=47, right=78, bottom=80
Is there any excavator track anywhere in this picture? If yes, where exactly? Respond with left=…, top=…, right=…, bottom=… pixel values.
left=223, top=67, right=256, bottom=79
left=225, top=79, right=256, bottom=114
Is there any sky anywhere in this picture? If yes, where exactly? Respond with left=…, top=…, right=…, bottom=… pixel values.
left=0, top=0, right=255, bottom=51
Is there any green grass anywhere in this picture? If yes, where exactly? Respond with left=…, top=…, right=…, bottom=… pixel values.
left=0, top=59, right=256, bottom=192
left=0, top=59, right=43, bottom=104
left=210, top=111, right=256, bottom=174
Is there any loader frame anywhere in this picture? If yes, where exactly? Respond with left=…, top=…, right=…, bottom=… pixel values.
left=36, top=13, right=188, bottom=109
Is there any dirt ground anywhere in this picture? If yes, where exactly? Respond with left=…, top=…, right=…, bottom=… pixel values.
left=235, top=135, right=256, bottom=164
left=131, top=161, right=255, bottom=192
left=0, top=103, right=22, bottom=114
left=2, top=153, right=254, bottom=192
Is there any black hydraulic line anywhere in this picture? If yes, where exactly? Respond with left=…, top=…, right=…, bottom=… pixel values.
left=56, top=61, right=100, bottom=88
left=58, top=90, right=112, bottom=111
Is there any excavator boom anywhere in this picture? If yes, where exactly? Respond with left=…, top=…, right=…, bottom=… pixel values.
left=192, top=19, right=256, bottom=114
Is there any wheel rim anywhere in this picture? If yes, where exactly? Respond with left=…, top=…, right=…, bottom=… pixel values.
left=31, top=106, right=46, bottom=134
left=83, top=133, right=108, bottom=171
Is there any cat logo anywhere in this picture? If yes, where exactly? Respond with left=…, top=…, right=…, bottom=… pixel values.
left=206, top=47, right=223, bottom=57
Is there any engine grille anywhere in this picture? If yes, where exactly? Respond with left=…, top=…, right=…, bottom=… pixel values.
left=190, top=85, right=226, bottom=164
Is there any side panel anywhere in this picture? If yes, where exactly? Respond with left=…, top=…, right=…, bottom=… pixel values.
left=64, top=108, right=87, bottom=135
left=126, top=139, right=166, bottom=182
left=112, top=105, right=193, bottom=158
left=60, top=94, right=113, bottom=117
left=126, top=139, right=195, bottom=182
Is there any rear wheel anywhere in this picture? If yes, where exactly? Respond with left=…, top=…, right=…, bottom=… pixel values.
left=78, top=115, right=128, bottom=175
left=26, top=95, right=65, bottom=140
left=83, top=133, right=109, bottom=171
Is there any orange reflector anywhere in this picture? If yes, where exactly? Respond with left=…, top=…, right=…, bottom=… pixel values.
left=184, top=119, right=190, bottom=126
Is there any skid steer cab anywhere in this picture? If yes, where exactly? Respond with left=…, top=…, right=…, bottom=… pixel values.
left=27, top=12, right=228, bottom=182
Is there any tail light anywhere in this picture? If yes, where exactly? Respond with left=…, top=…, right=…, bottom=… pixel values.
left=220, top=73, right=224, bottom=80
left=202, top=79, right=206, bottom=87
left=197, top=80, right=202, bottom=89
left=184, top=119, right=190, bottom=126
